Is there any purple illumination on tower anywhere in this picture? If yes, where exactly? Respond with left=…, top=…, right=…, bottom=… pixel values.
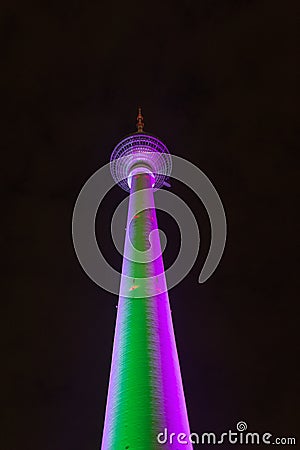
left=101, top=109, right=193, bottom=449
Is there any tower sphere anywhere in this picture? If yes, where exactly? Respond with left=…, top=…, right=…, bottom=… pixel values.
left=110, top=132, right=172, bottom=192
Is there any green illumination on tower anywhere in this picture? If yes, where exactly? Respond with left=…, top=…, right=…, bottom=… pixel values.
left=101, top=110, right=193, bottom=449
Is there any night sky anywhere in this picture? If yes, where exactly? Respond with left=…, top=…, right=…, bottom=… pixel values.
left=2, top=1, right=299, bottom=449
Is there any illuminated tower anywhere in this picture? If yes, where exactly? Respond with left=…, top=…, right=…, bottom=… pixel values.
left=101, top=109, right=192, bottom=449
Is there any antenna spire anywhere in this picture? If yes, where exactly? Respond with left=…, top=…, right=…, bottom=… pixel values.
left=136, top=106, right=144, bottom=132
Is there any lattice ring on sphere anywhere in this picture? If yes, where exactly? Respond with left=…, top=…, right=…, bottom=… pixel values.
left=110, top=133, right=172, bottom=191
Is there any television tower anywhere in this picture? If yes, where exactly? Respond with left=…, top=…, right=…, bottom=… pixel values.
left=101, top=109, right=192, bottom=449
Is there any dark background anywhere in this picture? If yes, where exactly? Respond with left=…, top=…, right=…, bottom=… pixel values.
left=2, top=0, right=299, bottom=449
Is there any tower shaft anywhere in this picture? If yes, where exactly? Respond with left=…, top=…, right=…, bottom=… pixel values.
left=101, top=172, right=192, bottom=449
